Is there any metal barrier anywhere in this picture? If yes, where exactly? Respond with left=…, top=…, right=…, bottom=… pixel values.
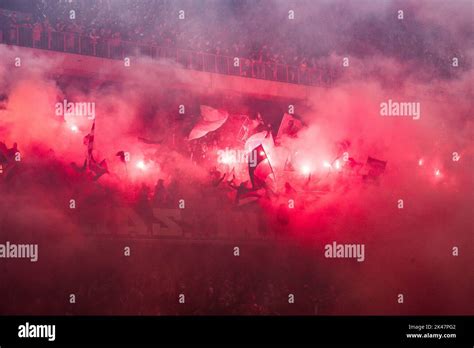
left=0, top=24, right=332, bottom=86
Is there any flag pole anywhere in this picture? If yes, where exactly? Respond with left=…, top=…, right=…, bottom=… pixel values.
left=262, top=146, right=277, bottom=185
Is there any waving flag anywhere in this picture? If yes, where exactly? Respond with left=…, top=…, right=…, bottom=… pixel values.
left=248, top=144, right=275, bottom=189
left=363, top=157, right=387, bottom=182
left=367, top=157, right=387, bottom=175
left=188, top=105, right=229, bottom=140
left=89, top=158, right=109, bottom=181
left=244, top=130, right=274, bottom=153
left=276, top=113, right=303, bottom=139
left=237, top=116, right=251, bottom=143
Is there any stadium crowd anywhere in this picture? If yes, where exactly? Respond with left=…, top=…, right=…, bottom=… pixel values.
left=0, top=0, right=326, bottom=70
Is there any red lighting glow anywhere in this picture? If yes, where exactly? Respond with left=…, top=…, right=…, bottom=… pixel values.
left=301, top=165, right=311, bottom=175
left=136, top=161, right=147, bottom=171
left=220, top=154, right=232, bottom=164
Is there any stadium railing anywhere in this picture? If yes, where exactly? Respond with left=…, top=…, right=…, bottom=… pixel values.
left=0, top=23, right=334, bottom=87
